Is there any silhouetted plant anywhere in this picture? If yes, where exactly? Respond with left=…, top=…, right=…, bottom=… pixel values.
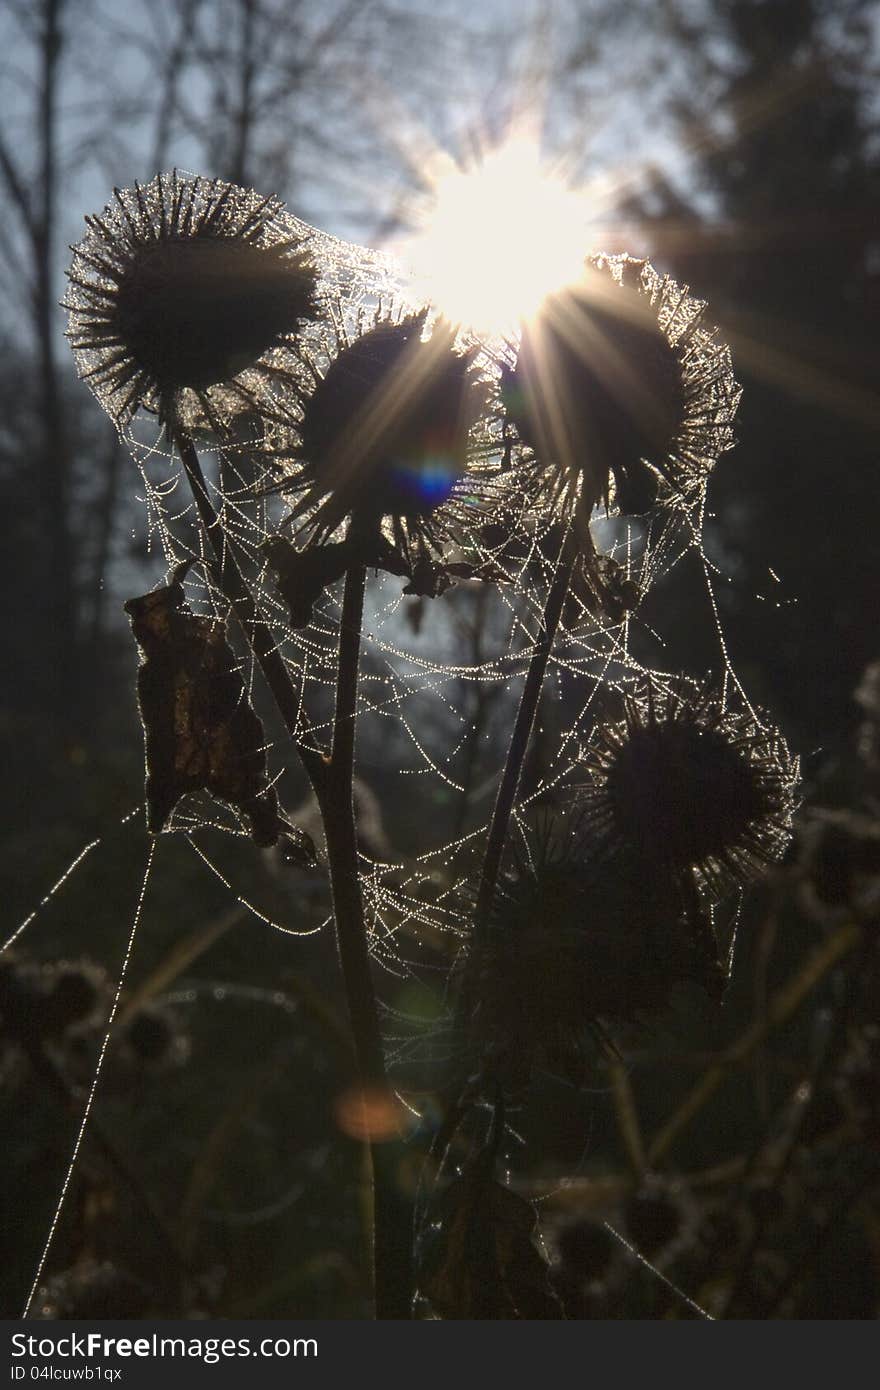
left=32, top=163, right=854, bottom=1323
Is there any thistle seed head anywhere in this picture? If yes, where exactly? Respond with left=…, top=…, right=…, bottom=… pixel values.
left=623, top=1174, right=695, bottom=1261
left=465, top=827, right=714, bottom=1089
left=41, top=959, right=109, bottom=1036
left=121, top=1002, right=189, bottom=1070
left=502, top=254, right=741, bottom=520
left=33, top=1263, right=151, bottom=1319
left=291, top=312, right=476, bottom=537
left=65, top=171, right=320, bottom=431
left=578, top=675, right=799, bottom=899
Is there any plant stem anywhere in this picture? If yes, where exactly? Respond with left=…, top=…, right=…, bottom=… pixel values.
left=437, top=529, right=575, bottom=1166
left=321, top=560, right=410, bottom=1319
left=175, top=438, right=406, bottom=1315
left=473, top=528, right=576, bottom=938
left=647, top=921, right=862, bottom=1165
left=176, top=434, right=325, bottom=789
left=322, top=562, right=383, bottom=1088
left=608, top=1055, right=647, bottom=1180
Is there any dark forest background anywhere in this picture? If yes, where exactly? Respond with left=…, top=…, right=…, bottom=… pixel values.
left=1, top=0, right=878, bottom=1319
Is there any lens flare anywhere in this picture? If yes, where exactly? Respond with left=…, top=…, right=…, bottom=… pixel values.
left=402, top=138, right=591, bottom=335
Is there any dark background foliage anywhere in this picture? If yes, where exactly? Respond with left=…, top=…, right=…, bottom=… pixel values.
left=1, top=0, right=878, bottom=1318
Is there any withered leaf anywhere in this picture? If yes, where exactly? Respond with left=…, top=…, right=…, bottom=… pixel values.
left=420, top=1166, right=562, bottom=1320
left=569, top=551, right=641, bottom=625
left=266, top=532, right=505, bottom=626
left=124, top=567, right=280, bottom=845
left=402, top=555, right=508, bottom=599
left=264, top=537, right=350, bottom=629
left=277, top=825, right=320, bottom=869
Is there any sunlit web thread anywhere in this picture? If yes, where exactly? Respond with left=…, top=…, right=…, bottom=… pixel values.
left=1, top=806, right=143, bottom=955
left=549, top=646, right=624, bottom=765
left=365, top=628, right=524, bottom=683
left=165, top=981, right=300, bottom=1014
left=128, top=426, right=186, bottom=565
left=375, top=874, right=471, bottom=942
left=602, top=1220, right=714, bottom=1321
left=725, top=891, right=745, bottom=978
left=699, top=544, right=761, bottom=724
left=362, top=879, right=468, bottom=967
left=368, top=657, right=488, bottom=769
left=387, top=706, right=468, bottom=792
left=3, top=842, right=100, bottom=956
left=185, top=836, right=323, bottom=938
left=22, top=840, right=155, bottom=1319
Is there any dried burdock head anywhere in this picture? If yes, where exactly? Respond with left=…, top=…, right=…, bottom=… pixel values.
left=40, top=959, right=109, bottom=1037
left=33, top=1262, right=152, bottom=1319
left=0, top=952, right=45, bottom=1048
left=623, top=1174, right=696, bottom=1262
left=555, top=1217, right=615, bottom=1284
left=294, top=312, right=472, bottom=530
left=1, top=952, right=106, bottom=1046
left=501, top=254, right=741, bottom=527
left=798, top=809, right=880, bottom=918
left=120, top=1002, right=189, bottom=1071
left=272, top=309, right=513, bottom=617
left=578, top=675, right=799, bottom=900
left=65, top=170, right=320, bottom=433
left=465, top=824, right=716, bottom=1091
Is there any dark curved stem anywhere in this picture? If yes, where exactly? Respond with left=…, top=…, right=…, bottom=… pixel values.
left=176, top=438, right=407, bottom=1315
left=176, top=434, right=325, bottom=790
left=321, top=561, right=384, bottom=1087
left=472, top=528, right=577, bottom=938
left=321, top=561, right=410, bottom=1319
left=440, top=529, right=576, bottom=1165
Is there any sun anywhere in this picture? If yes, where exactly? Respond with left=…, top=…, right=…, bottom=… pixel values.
left=400, top=138, right=592, bottom=336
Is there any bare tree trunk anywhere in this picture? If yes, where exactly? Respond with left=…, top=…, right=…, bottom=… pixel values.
left=33, top=0, right=79, bottom=728
left=148, top=0, right=204, bottom=173
left=228, top=0, right=257, bottom=185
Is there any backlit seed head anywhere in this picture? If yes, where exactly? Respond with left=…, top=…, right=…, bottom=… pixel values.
left=288, top=311, right=478, bottom=538
left=34, top=1262, right=151, bottom=1319
left=578, top=675, right=799, bottom=899
left=65, top=171, right=320, bottom=431
left=41, top=959, right=109, bottom=1036
left=465, top=826, right=714, bottom=1089
left=556, top=1218, right=616, bottom=1283
left=502, top=254, right=741, bottom=521
left=121, top=1002, right=189, bottom=1070
left=623, top=1175, right=695, bottom=1261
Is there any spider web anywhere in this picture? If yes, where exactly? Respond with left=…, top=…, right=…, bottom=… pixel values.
left=6, top=223, right=763, bottom=1321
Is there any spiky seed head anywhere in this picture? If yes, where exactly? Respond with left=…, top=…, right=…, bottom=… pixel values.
left=623, top=1176, right=693, bottom=1259
left=292, top=312, right=476, bottom=538
left=114, top=237, right=311, bottom=392
left=502, top=254, right=741, bottom=520
left=122, top=1002, right=188, bottom=1069
left=33, top=1263, right=150, bottom=1319
left=578, top=676, right=799, bottom=899
left=0, top=953, right=44, bottom=1045
left=466, top=827, right=714, bottom=1089
left=556, top=1218, right=615, bottom=1282
left=65, top=171, right=319, bottom=430
left=41, top=959, right=108, bottom=1035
